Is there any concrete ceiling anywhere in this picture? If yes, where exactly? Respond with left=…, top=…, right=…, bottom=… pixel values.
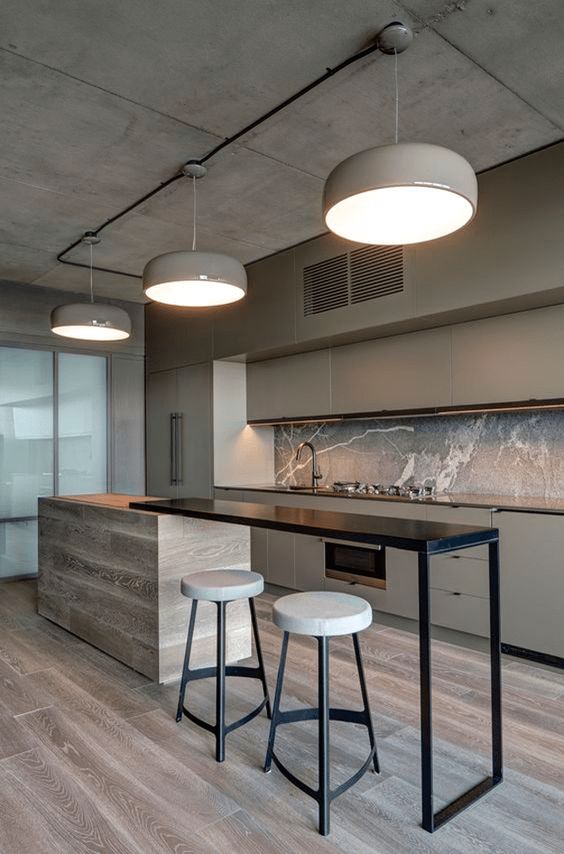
left=0, top=0, right=562, bottom=303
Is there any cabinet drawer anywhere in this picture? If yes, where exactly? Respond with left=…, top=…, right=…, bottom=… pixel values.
left=431, top=555, right=489, bottom=598
left=430, top=589, right=489, bottom=637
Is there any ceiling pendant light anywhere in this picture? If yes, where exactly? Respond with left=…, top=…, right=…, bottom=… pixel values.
left=323, top=22, right=477, bottom=246
left=143, top=162, right=247, bottom=307
left=51, top=233, right=131, bottom=341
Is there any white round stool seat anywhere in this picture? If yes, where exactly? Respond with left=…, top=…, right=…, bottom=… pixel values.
left=180, top=570, right=264, bottom=602
left=273, top=591, right=372, bottom=637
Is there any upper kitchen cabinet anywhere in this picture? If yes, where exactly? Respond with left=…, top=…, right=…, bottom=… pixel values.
left=213, top=250, right=296, bottom=359
left=415, top=145, right=564, bottom=318
left=145, top=301, right=213, bottom=373
left=294, top=233, right=416, bottom=344
left=452, top=304, right=564, bottom=405
left=247, top=349, right=331, bottom=421
left=331, top=327, right=451, bottom=414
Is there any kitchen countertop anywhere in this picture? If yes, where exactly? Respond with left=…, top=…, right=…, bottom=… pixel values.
left=214, top=483, right=564, bottom=515
left=129, top=497, right=497, bottom=554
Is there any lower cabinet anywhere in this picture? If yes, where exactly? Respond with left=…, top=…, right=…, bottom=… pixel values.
left=498, top=510, right=564, bottom=659
left=267, top=530, right=295, bottom=588
left=242, top=491, right=564, bottom=657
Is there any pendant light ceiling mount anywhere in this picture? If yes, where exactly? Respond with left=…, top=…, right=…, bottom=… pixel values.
left=181, top=160, right=207, bottom=180
left=374, top=21, right=413, bottom=55
left=324, top=20, right=478, bottom=246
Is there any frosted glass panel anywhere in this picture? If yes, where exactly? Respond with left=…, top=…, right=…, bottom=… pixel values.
left=58, top=353, right=107, bottom=495
left=0, top=347, right=54, bottom=519
left=0, top=520, right=38, bottom=577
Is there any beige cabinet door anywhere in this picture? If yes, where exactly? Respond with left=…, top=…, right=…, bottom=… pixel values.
left=451, top=305, right=564, bottom=406
left=247, top=349, right=331, bottom=421
left=497, top=510, right=564, bottom=658
left=415, top=144, right=564, bottom=317
left=176, top=363, right=213, bottom=499
left=294, top=534, right=325, bottom=592
left=213, top=250, right=296, bottom=359
left=145, top=303, right=213, bottom=373
left=146, top=369, right=177, bottom=498
left=331, top=327, right=452, bottom=414
left=267, top=530, right=295, bottom=588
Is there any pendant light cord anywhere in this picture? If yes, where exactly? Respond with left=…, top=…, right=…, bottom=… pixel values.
left=394, top=47, right=399, bottom=145
left=89, top=241, right=94, bottom=304
left=192, top=175, right=197, bottom=251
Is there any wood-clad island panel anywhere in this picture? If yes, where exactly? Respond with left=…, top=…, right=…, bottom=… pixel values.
left=38, top=494, right=251, bottom=682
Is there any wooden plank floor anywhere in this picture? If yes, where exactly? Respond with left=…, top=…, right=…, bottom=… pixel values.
left=1, top=580, right=563, bottom=853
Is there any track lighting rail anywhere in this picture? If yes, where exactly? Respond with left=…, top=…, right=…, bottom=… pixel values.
left=56, top=30, right=397, bottom=279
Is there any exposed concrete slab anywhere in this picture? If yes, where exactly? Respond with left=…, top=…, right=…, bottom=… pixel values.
left=0, top=50, right=217, bottom=204
left=61, top=211, right=269, bottom=277
left=244, top=26, right=562, bottom=177
left=0, top=2, right=562, bottom=300
left=0, top=0, right=410, bottom=135
left=0, top=176, right=115, bottom=251
left=137, top=145, right=324, bottom=250
left=31, top=263, right=146, bottom=304
left=0, top=242, right=55, bottom=282
left=404, top=0, right=564, bottom=129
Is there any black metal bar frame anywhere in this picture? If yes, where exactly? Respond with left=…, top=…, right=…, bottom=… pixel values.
left=418, top=538, right=503, bottom=832
left=264, top=631, right=379, bottom=836
left=176, top=597, right=271, bottom=762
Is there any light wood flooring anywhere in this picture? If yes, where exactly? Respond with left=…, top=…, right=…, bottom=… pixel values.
left=1, top=579, right=564, bottom=853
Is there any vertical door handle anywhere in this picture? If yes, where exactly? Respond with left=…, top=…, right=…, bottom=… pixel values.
left=176, top=413, right=183, bottom=486
left=170, top=413, right=177, bottom=485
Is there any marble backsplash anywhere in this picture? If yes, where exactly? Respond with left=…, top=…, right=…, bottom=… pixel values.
left=274, top=411, right=564, bottom=498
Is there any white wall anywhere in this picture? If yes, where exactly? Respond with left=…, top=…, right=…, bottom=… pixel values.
left=213, top=361, right=273, bottom=485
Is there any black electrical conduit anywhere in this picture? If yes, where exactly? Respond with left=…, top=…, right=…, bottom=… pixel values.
left=56, top=37, right=389, bottom=280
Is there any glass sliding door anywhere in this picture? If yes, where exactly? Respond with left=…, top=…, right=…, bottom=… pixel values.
left=0, top=347, right=53, bottom=578
left=57, top=353, right=107, bottom=496
left=0, top=347, right=109, bottom=580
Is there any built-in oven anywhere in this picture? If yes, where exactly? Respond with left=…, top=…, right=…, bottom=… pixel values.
left=324, top=539, right=386, bottom=589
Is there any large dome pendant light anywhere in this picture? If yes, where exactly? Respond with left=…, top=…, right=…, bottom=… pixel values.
left=143, top=162, right=247, bottom=307
left=323, top=22, right=478, bottom=246
left=50, top=233, right=131, bottom=341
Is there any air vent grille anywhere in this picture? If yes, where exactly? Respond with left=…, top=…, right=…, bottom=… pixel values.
left=303, top=253, right=348, bottom=316
left=302, top=245, right=404, bottom=316
left=350, top=245, right=404, bottom=305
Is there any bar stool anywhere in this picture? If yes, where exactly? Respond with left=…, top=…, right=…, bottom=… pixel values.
left=264, top=591, right=379, bottom=836
left=176, top=569, right=271, bottom=762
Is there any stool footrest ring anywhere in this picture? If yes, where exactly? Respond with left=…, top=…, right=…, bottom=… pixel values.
left=181, top=696, right=268, bottom=736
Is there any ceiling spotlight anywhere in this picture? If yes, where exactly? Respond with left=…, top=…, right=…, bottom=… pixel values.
left=323, top=22, right=478, bottom=245
left=143, top=162, right=247, bottom=307
left=50, top=233, right=131, bottom=341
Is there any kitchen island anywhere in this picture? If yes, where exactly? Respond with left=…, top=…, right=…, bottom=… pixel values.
left=130, top=496, right=502, bottom=834
left=37, top=494, right=252, bottom=683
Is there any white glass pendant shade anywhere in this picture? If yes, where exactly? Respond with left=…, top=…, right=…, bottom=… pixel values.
left=143, top=250, right=247, bottom=307
left=50, top=302, right=131, bottom=341
left=323, top=142, right=477, bottom=245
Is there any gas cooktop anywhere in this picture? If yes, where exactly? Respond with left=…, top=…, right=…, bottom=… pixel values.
left=331, top=481, right=436, bottom=500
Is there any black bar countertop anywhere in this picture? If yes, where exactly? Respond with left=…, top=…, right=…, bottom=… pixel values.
left=129, top=497, right=498, bottom=555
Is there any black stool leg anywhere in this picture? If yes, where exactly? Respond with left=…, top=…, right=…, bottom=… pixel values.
left=318, top=636, right=330, bottom=836
left=264, top=631, right=289, bottom=772
left=249, top=597, right=272, bottom=719
left=216, top=601, right=227, bottom=762
left=176, top=600, right=198, bottom=723
left=353, top=633, right=379, bottom=773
